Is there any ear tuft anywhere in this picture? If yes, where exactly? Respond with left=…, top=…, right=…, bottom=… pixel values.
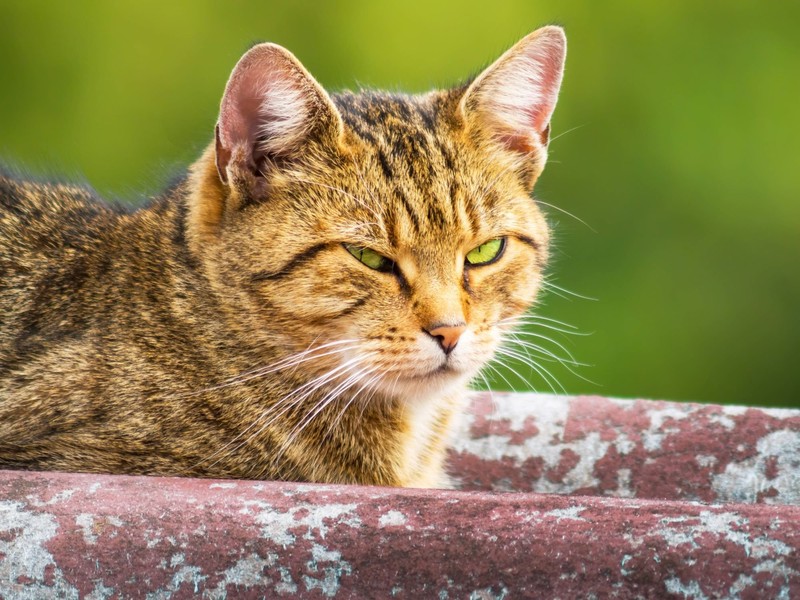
left=462, top=26, right=566, bottom=156
left=215, top=43, right=342, bottom=184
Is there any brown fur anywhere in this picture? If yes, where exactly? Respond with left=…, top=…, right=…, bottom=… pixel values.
left=0, top=27, right=566, bottom=486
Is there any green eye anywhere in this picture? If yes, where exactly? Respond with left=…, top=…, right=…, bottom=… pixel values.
left=465, top=238, right=506, bottom=266
left=344, top=244, right=392, bottom=272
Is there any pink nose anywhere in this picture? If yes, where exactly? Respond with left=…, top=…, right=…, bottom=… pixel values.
left=426, top=323, right=466, bottom=355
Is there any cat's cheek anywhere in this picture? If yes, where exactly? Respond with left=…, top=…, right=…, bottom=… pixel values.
left=454, top=329, right=504, bottom=378
left=241, top=278, right=379, bottom=361
left=471, top=262, right=544, bottom=318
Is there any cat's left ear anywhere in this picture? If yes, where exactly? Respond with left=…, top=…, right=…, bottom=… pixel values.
left=215, top=43, right=344, bottom=187
left=460, top=26, right=566, bottom=174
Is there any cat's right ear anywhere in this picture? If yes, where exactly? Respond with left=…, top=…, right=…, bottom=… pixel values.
left=215, top=43, right=344, bottom=190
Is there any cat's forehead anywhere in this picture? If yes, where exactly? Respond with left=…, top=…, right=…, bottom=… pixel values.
left=333, top=91, right=447, bottom=140
left=330, top=91, right=494, bottom=243
left=326, top=91, right=535, bottom=252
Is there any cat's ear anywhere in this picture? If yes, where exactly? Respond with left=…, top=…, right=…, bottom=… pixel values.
left=460, top=26, right=566, bottom=169
left=215, top=43, right=343, bottom=186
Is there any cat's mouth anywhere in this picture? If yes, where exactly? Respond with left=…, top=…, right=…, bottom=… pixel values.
left=432, top=362, right=458, bottom=375
left=379, top=356, right=457, bottom=381
left=405, top=358, right=467, bottom=382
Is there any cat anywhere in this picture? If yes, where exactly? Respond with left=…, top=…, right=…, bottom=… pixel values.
left=0, top=26, right=566, bottom=487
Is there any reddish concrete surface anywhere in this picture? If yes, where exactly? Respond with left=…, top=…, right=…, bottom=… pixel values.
left=452, top=393, right=800, bottom=505
left=1, top=393, right=799, bottom=598
left=1, top=470, right=799, bottom=598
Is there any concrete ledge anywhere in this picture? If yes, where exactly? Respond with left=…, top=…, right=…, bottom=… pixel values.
left=1, top=393, right=799, bottom=598
left=452, top=393, right=800, bottom=504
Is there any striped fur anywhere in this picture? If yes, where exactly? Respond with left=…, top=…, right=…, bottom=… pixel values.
left=0, top=27, right=566, bottom=486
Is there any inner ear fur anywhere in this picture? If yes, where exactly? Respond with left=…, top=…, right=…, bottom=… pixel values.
left=186, top=43, right=344, bottom=256
left=460, top=26, right=567, bottom=185
left=215, top=42, right=344, bottom=188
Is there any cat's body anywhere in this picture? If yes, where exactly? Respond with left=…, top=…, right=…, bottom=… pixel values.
left=0, top=28, right=566, bottom=486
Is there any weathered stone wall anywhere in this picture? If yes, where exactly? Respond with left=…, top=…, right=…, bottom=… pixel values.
left=1, top=393, right=798, bottom=598
left=452, top=393, right=800, bottom=505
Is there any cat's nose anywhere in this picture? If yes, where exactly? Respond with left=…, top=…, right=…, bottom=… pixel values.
left=425, top=322, right=467, bottom=355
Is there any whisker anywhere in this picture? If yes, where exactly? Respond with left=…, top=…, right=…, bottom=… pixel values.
left=505, top=336, right=587, bottom=368
left=236, top=347, right=357, bottom=386
left=536, top=199, right=596, bottom=233
left=271, top=362, right=378, bottom=470
left=505, top=329, right=580, bottom=365
left=502, top=317, right=591, bottom=337
left=252, top=354, right=374, bottom=433
left=548, top=123, right=585, bottom=145
left=482, top=360, right=520, bottom=394
left=178, top=339, right=361, bottom=398
left=493, top=347, right=565, bottom=395
left=325, top=370, right=384, bottom=442
left=288, top=364, right=377, bottom=443
left=503, top=313, right=581, bottom=331
left=193, top=352, right=373, bottom=471
left=543, top=280, right=598, bottom=302
left=502, top=329, right=598, bottom=386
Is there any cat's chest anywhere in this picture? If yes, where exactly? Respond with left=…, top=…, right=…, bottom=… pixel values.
left=395, top=390, right=467, bottom=488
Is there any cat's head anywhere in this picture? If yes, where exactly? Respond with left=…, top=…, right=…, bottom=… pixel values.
left=187, top=27, right=566, bottom=401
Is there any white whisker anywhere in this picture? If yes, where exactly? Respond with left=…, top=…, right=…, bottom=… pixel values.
left=548, top=124, right=585, bottom=145
left=270, top=360, right=378, bottom=471
left=502, top=315, right=590, bottom=337
left=503, top=313, right=580, bottom=330
left=194, top=351, right=373, bottom=471
left=505, top=336, right=586, bottom=368
left=543, top=280, right=598, bottom=302
left=506, top=329, right=580, bottom=365
left=325, top=370, right=384, bottom=442
left=180, top=339, right=361, bottom=398
left=494, top=346, right=566, bottom=395
left=495, top=309, right=598, bottom=390
left=482, top=360, right=520, bottom=394
left=536, top=199, right=596, bottom=233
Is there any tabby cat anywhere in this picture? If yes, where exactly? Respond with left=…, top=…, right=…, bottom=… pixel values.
left=0, top=27, right=566, bottom=487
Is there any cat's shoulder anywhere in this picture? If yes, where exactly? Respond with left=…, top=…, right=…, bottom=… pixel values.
left=0, top=166, right=127, bottom=255
left=1, top=166, right=119, bottom=215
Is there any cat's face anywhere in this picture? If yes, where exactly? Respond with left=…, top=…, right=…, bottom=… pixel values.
left=190, top=28, right=565, bottom=402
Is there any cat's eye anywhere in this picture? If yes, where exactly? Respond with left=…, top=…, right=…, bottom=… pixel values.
left=465, top=237, right=506, bottom=266
left=344, top=244, right=393, bottom=272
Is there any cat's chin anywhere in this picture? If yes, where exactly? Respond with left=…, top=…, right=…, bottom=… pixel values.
left=380, top=367, right=475, bottom=404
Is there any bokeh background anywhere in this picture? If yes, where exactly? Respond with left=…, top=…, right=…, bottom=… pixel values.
left=2, top=1, right=798, bottom=407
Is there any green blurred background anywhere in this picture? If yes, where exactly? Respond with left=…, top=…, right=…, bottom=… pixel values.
left=2, top=1, right=798, bottom=407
